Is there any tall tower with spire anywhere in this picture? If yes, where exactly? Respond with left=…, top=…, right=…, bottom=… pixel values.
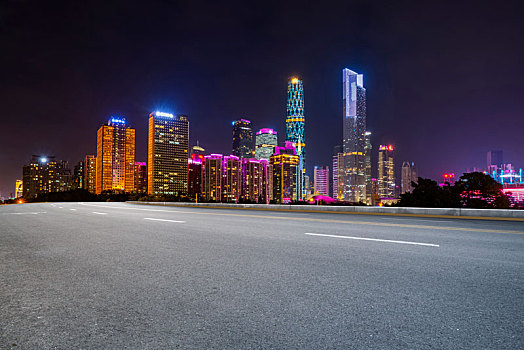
left=285, top=77, right=306, bottom=200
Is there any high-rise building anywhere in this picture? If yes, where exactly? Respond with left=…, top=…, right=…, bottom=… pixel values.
left=285, top=77, right=306, bottom=200
left=378, top=145, right=395, bottom=198
left=270, top=142, right=299, bottom=203
left=255, top=128, right=278, bottom=160
left=188, top=154, right=204, bottom=200
left=15, top=180, right=23, bottom=198
left=401, top=161, right=417, bottom=194
left=84, top=155, right=96, bottom=193
left=332, top=145, right=343, bottom=199
left=364, top=131, right=372, bottom=204
left=314, top=166, right=329, bottom=196
left=22, top=155, right=72, bottom=198
left=241, top=158, right=271, bottom=203
left=487, top=150, right=503, bottom=172
left=341, top=68, right=367, bottom=203
left=96, top=117, right=135, bottom=194
left=134, top=162, right=147, bottom=193
left=72, top=161, right=85, bottom=190
left=148, top=111, right=189, bottom=196
left=222, top=155, right=242, bottom=202
left=232, top=119, right=253, bottom=159
left=202, top=154, right=222, bottom=201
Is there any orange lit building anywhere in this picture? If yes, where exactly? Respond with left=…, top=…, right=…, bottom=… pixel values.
left=84, top=155, right=96, bottom=193
left=96, top=117, right=135, bottom=194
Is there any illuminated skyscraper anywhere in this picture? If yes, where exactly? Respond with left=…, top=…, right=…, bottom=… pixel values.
left=270, top=142, right=299, bottom=203
left=72, top=161, right=84, bottom=190
left=313, top=166, right=329, bottom=196
left=342, top=68, right=366, bottom=203
left=332, top=145, right=343, bottom=199
left=401, top=161, right=417, bottom=194
left=134, top=162, right=147, bottom=193
left=232, top=119, right=253, bottom=159
left=255, top=128, right=278, bottom=160
left=148, top=112, right=189, bottom=196
left=285, top=77, right=306, bottom=200
left=241, top=158, right=271, bottom=203
left=96, top=117, right=135, bottom=194
left=378, top=145, right=395, bottom=198
left=84, top=155, right=96, bottom=193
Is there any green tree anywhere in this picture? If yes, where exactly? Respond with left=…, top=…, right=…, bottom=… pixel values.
left=455, top=172, right=510, bottom=209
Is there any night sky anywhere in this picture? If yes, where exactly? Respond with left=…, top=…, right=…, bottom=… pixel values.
left=1, top=0, right=523, bottom=198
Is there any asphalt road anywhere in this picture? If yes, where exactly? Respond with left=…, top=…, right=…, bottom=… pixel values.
left=1, top=202, right=523, bottom=349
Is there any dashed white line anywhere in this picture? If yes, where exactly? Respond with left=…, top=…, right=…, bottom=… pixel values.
left=144, top=218, right=186, bottom=223
left=92, top=212, right=108, bottom=215
left=2, top=212, right=47, bottom=215
left=304, top=232, right=440, bottom=247
left=70, top=209, right=77, bottom=211
left=79, top=203, right=184, bottom=213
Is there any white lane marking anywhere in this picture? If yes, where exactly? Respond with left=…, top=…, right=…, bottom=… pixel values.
left=304, top=232, right=440, bottom=247
left=92, top=212, right=108, bottom=215
left=144, top=218, right=186, bottom=223
left=58, top=207, right=64, bottom=209
left=2, top=212, right=47, bottom=215
left=70, top=209, right=77, bottom=211
left=79, top=203, right=184, bottom=213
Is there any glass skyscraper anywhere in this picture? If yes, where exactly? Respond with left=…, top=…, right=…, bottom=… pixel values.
left=232, top=119, right=253, bottom=159
left=342, top=68, right=367, bottom=203
left=255, top=128, right=278, bottom=160
left=285, top=77, right=305, bottom=200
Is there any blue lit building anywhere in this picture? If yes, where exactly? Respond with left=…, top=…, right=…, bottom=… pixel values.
left=285, top=77, right=305, bottom=200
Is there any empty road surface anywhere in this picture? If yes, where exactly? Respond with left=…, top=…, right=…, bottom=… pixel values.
left=1, top=202, right=523, bottom=349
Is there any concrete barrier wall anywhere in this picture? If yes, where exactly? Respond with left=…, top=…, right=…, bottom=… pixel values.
left=127, top=201, right=524, bottom=219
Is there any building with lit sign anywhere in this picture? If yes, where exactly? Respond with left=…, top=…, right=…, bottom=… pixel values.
left=270, top=142, right=299, bottom=203
left=255, top=128, right=278, bottom=160
left=378, top=145, right=395, bottom=198
left=341, top=68, right=367, bottom=203
left=148, top=112, right=189, bottom=196
left=22, top=155, right=72, bottom=198
left=314, top=166, right=329, bottom=196
left=232, top=119, right=254, bottom=159
left=96, top=117, right=135, bottom=194
left=285, top=77, right=306, bottom=200
left=401, top=161, right=417, bottom=194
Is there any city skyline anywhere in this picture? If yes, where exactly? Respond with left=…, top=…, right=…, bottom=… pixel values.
left=1, top=1, right=523, bottom=198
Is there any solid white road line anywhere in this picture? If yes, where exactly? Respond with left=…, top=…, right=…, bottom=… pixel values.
left=304, top=232, right=440, bottom=247
left=92, top=212, right=108, bottom=215
left=144, top=218, right=186, bottom=223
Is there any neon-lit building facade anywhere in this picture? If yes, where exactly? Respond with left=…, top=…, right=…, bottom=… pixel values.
left=232, top=119, right=253, bottom=159
left=342, top=68, right=367, bottom=203
left=364, top=131, right=372, bottom=204
left=96, top=117, right=135, bottom=194
left=222, top=155, right=242, bottom=202
left=241, top=159, right=271, bottom=203
left=378, top=145, right=395, bottom=198
left=270, top=142, right=299, bottom=203
left=188, top=154, right=204, bottom=199
left=148, top=112, right=189, bottom=196
left=285, top=77, right=305, bottom=200
left=255, top=128, right=278, bottom=160
left=313, top=166, right=329, bottom=196
left=202, top=154, right=222, bottom=201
